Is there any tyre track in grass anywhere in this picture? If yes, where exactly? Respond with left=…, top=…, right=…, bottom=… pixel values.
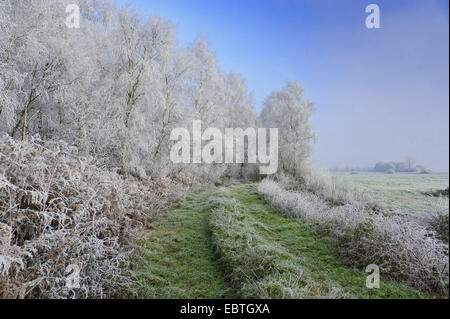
left=132, top=189, right=234, bottom=298
left=209, top=184, right=428, bottom=298
left=132, top=183, right=427, bottom=298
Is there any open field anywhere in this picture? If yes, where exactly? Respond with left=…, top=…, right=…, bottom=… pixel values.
left=332, top=172, right=449, bottom=213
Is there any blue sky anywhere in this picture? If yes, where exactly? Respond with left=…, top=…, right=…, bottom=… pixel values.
left=116, top=0, right=449, bottom=171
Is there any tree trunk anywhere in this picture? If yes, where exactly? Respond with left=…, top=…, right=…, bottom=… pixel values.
left=21, top=104, right=28, bottom=141
left=121, top=110, right=131, bottom=170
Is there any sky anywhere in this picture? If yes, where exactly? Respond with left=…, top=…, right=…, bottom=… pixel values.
left=116, top=0, right=449, bottom=171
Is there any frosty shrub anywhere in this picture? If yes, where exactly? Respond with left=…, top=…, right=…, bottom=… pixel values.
left=275, top=170, right=389, bottom=214
left=420, top=200, right=450, bottom=243
left=0, top=135, right=188, bottom=298
left=258, top=179, right=449, bottom=296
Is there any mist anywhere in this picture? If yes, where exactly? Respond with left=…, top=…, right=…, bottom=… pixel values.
left=308, top=0, right=449, bottom=171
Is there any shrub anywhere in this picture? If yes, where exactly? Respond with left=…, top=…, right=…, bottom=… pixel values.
left=258, top=179, right=449, bottom=296
left=421, top=201, right=450, bottom=242
left=274, top=170, right=389, bottom=214
left=0, top=135, right=188, bottom=298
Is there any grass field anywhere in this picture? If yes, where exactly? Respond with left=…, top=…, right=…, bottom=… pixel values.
left=131, top=184, right=428, bottom=298
left=333, top=172, right=449, bottom=213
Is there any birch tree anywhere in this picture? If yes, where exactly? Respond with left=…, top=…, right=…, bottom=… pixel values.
left=110, top=9, right=174, bottom=171
left=0, top=0, right=76, bottom=140
left=222, top=72, right=259, bottom=179
left=261, top=81, right=316, bottom=179
left=150, top=48, right=190, bottom=169
left=186, top=35, right=225, bottom=127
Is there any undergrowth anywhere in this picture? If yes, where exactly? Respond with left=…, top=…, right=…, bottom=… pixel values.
left=0, top=135, right=191, bottom=298
left=258, top=179, right=449, bottom=297
left=208, top=184, right=427, bottom=298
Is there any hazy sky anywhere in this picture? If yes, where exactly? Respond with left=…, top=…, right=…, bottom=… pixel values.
left=117, top=0, right=449, bottom=171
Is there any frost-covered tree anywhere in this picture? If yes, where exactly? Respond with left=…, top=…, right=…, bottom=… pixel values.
left=109, top=9, right=174, bottom=171
left=222, top=72, right=258, bottom=128
left=185, top=35, right=225, bottom=127
left=1, top=0, right=314, bottom=182
left=222, top=72, right=259, bottom=179
left=0, top=0, right=80, bottom=140
left=151, top=49, right=189, bottom=163
left=260, top=81, right=316, bottom=178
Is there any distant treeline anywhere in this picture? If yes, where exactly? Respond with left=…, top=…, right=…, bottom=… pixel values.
left=373, top=162, right=430, bottom=174
left=331, top=159, right=431, bottom=174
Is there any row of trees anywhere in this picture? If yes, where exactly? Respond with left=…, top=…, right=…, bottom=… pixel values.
left=331, top=156, right=431, bottom=174
left=0, top=0, right=316, bottom=181
left=374, top=161, right=430, bottom=174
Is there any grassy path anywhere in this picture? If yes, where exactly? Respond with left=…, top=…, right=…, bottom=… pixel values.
left=221, top=184, right=426, bottom=298
left=132, top=184, right=427, bottom=298
left=132, top=190, right=234, bottom=298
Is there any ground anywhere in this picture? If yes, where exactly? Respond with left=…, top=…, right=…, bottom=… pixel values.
left=131, top=190, right=233, bottom=298
left=333, top=172, right=449, bottom=213
left=131, top=183, right=428, bottom=299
